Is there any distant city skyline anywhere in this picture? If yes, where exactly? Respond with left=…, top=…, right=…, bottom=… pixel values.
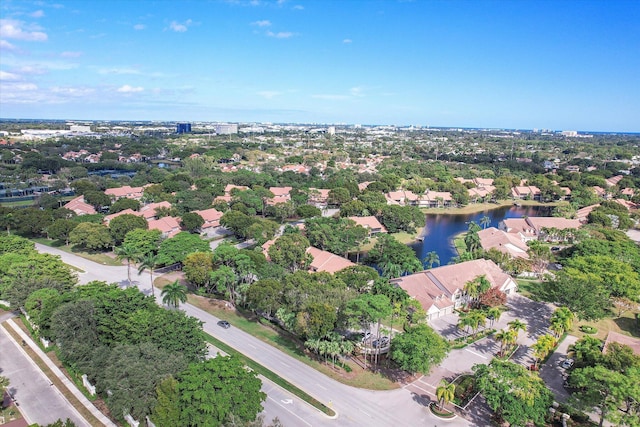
left=0, top=0, right=639, bottom=132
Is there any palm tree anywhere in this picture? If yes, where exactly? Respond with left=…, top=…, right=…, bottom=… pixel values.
left=115, top=244, right=139, bottom=286
left=424, top=251, right=440, bottom=269
left=487, top=307, right=502, bottom=327
left=508, top=319, right=527, bottom=337
left=457, top=314, right=474, bottom=336
left=480, top=215, right=491, bottom=229
left=468, top=310, right=487, bottom=338
left=463, top=280, right=479, bottom=308
left=161, top=280, right=188, bottom=309
left=494, top=330, right=510, bottom=356
left=137, top=253, right=159, bottom=297
left=550, top=307, right=574, bottom=336
left=436, top=380, right=456, bottom=411
left=531, top=334, right=556, bottom=369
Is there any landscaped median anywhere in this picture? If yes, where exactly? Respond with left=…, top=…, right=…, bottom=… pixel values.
left=204, top=334, right=337, bottom=418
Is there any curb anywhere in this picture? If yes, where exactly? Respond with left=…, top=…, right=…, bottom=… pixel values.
left=4, top=319, right=117, bottom=427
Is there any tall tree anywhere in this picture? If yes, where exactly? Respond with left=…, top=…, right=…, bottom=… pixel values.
left=137, top=253, right=159, bottom=297
left=436, top=380, right=456, bottom=411
left=178, top=356, right=266, bottom=427
left=390, top=324, right=450, bottom=375
left=161, top=280, right=188, bottom=309
left=424, top=251, right=440, bottom=269
left=115, top=244, right=139, bottom=286
left=473, top=360, right=553, bottom=427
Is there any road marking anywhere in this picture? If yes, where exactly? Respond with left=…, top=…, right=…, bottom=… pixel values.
left=281, top=399, right=293, bottom=404
left=359, top=408, right=371, bottom=417
left=247, top=343, right=256, bottom=349
left=465, top=348, right=487, bottom=359
left=281, top=361, right=290, bottom=367
left=316, top=384, right=327, bottom=390
left=267, top=396, right=312, bottom=427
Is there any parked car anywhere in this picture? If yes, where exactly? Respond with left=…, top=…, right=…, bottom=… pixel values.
left=372, top=336, right=390, bottom=348
left=561, top=358, right=574, bottom=369
left=361, top=331, right=373, bottom=343
left=217, top=320, right=231, bottom=329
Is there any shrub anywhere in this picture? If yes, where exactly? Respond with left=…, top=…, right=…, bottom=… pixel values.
left=580, top=325, right=597, bottom=334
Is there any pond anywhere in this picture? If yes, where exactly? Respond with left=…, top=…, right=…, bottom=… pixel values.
left=410, top=205, right=552, bottom=266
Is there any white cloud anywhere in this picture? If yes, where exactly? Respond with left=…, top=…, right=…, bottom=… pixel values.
left=2, top=82, right=38, bottom=91
left=0, top=71, right=21, bottom=81
left=60, top=51, right=82, bottom=58
left=252, top=20, right=271, bottom=27
left=312, top=94, right=349, bottom=100
left=18, top=65, right=47, bottom=75
left=343, top=38, right=352, bottom=44
left=0, top=40, right=17, bottom=51
left=257, top=90, right=281, bottom=99
left=133, top=24, right=146, bottom=30
left=50, top=86, right=95, bottom=96
left=31, top=10, right=45, bottom=18
left=117, top=85, right=144, bottom=93
left=266, top=31, right=294, bottom=39
left=293, top=5, right=304, bottom=10
left=169, top=19, right=192, bottom=32
left=350, top=87, right=364, bottom=97
left=0, top=19, right=48, bottom=41
left=99, top=67, right=141, bottom=75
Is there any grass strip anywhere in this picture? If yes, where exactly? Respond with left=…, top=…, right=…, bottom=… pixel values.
left=2, top=320, right=104, bottom=426
left=204, top=334, right=336, bottom=417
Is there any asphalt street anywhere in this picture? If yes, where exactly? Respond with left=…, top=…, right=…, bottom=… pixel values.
left=36, top=243, right=473, bottom=427
left=0, top=323, right=90, bottom=427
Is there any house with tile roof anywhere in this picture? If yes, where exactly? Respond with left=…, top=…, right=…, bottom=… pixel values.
left=511, top=185, right=542, bottom=201
left=63, top=196, right=96, bottom=216
left=193, top=208, right=224, bottom=230
left=104, top=185, right=145, bottom=200
left=391, top=259, right=517, bottom=320
left=478, top=227, right=529, bottom=259
left=306, top=247, right=355, bottom=274
left=500, top=217, right=581, bottom=242
left=147, top=216, right=181, bottom=238
left=348, top=216, right=387, bottom=236
left=261, top=239, right=354, bottom=274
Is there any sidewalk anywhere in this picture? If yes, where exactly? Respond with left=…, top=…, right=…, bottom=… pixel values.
left=3, top=319, right=117, bottom=427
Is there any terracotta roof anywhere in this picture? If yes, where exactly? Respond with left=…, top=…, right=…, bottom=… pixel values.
left=347, top=216, right=387, bottom=233
left=147, top=216, right=181, bottom=237
left=605, top=175, right=623, bottom=187
left=104, top=185, right=144, bottom=199
left=478, top=227, right=529, bottom=259
left=269, top=186, right=293, bottom=197
left=63, top=196, right=96, bottom=215
left=139, top=201, right=172, bottom=220
left=193, top=208, right=223, bottom=226
left=526, top=217, right=582, bottom=231
left=603, top=331, right=640, bottom=356
left=306, top=247, right=355, bottom=273
left=391, top=259, right=516, bottom=313
left=103, top=208, right=138, bottom=224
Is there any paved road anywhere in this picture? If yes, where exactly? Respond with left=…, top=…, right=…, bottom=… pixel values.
left=0, top=324, right=89, bottom=427
left=36, top=244, right=472, bottom=427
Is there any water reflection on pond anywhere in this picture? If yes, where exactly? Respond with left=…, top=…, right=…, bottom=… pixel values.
left=410, top=205, right=552, bottom=266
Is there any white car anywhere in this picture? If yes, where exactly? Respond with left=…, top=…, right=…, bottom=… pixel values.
left=561, top=358, right=574, bottom=369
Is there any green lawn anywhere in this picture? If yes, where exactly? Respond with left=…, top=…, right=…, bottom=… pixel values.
left=186, top=293, right=399, bottom=390
left=32, top=238, right=123, bottom=266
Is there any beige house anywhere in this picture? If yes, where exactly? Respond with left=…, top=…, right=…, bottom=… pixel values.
left=104, top=185, right=145, bottom=200
left=347, top=216, right=387, bottom=236
left=478, top=227, right=529, bottom=259
left=500, top=217, right=581, bottom=242
left=63, top=196, right=96, bottom=216
left=391, top=259, right=518, bottom=320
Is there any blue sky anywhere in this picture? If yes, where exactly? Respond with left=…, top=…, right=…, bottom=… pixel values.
left=0, top=0, right=639, bottom=131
